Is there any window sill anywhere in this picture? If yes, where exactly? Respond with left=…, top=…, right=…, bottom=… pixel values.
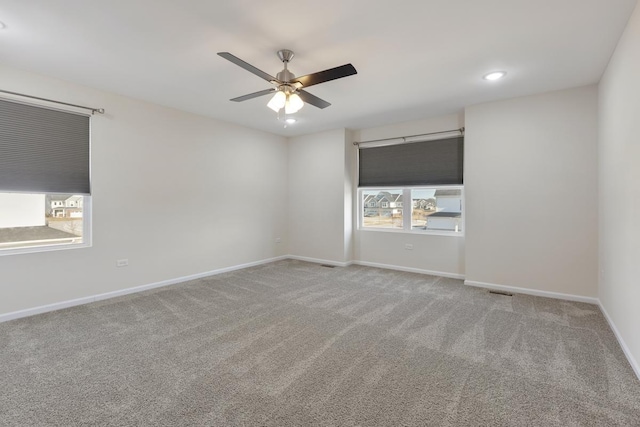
left=0, top=241, right=92, bottom=257
left=357, top=227, right=464, bottom=237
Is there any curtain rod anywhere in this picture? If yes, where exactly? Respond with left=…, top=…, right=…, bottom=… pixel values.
left=0, top=89, right=105, bottom=115
left=354, top=127, right=464, bottom=147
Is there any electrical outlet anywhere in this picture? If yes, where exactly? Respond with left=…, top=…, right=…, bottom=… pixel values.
left=116, top=259, right=129, bottom=267
left=275, top=237, right=281, bottom=244
left=405, top=244, right=413, bottom=250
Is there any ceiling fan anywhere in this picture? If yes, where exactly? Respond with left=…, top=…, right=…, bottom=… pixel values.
left=217, top=49, right=357, bottom=115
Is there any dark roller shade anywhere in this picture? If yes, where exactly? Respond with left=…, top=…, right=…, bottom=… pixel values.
left=0, top=99, right=90, bottom=194
left=359, top=137, right=463, bottom=187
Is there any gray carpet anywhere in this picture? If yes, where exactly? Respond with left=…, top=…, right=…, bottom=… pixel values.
left=1, top=260, right=639, bottom=426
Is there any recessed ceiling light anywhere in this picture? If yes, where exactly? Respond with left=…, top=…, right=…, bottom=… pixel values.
left=483, top=71, right=507, bottom=81
left=285, top=118, right=297, bottom=124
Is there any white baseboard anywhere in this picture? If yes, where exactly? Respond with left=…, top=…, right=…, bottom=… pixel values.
left=0, top=255, right=288, bottom=323
left=352, top=260, right=465, bottom=280
left=598, top=301, right=640, bottom=381
left=286, top=255, right=353, bottom=268
left=464, top=280, right=599, bottom=304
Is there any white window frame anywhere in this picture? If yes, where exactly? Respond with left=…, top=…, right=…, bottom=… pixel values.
left=358, top=185, right=464, bottom=237
left=0, top=194, right=92, bottom=256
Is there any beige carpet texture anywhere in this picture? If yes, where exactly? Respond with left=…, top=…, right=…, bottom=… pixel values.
left=1, top=260, right=639, bottom=426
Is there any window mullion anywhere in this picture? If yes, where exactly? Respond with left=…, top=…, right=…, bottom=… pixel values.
left=403, top=188, right=411, bottom=231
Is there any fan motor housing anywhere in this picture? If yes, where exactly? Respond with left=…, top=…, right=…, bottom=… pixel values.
left=276, top=69, right=295, bottom=83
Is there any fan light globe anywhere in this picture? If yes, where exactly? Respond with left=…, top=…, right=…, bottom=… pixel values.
left=284, top=100, right=294, bottom=114
left=267, top=90, right=287, bottom=112
left=285, top=93, right=304, bottom=114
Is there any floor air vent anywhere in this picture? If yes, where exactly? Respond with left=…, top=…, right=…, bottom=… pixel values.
left=321, top=264, right=336, bottom=268
left=488, top=290, right=513, bottom=297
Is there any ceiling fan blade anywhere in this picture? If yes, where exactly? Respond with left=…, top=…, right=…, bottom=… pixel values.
left=230, top=89, right=275, bottom=102
left=217, top=52, right=279, bottom=83
left=294, top=64, right=357, bottom=88
left=298, top=90, right=331, bottom=109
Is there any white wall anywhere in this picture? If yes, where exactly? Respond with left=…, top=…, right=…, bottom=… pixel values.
left=352, top=114, right=466, bottom=277
left=465, top=86, right=599, bottom=298
left=598, top=3, right=640, bottom=374
left=344, top=129, right=355, bottom=262
left=288, top=129, right=352, bottom=264
left=0, top=193, right=45, bottom=228
left=0, top=65, right=288, bottom=316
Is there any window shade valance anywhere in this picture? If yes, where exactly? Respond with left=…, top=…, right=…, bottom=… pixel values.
left=0, top=98, right=91, bottom=194
left=358, top=136, right=464, bottom=187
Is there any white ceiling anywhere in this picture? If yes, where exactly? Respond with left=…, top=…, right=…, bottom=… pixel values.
left=0, top=0, right=636, bottom=136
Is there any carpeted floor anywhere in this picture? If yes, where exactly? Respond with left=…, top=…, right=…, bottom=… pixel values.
left=1, top=260, right=639, bottom=426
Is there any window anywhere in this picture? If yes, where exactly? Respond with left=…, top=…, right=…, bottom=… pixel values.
left=357, top=132, right=463, bottom=236
left=361, top=189, right=404, bottom=229
left=410, top=188, right=462, bottom=232
left=360, top=187, right=463, bottom=235
left=0, top=193, right=89, bottom=250
left=0, top=99, right=91, bottom=255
